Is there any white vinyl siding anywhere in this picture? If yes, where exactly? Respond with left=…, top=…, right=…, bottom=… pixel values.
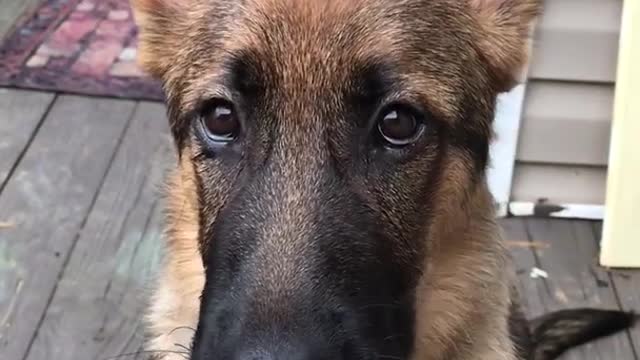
left=509, top=0, right=623, bottom=216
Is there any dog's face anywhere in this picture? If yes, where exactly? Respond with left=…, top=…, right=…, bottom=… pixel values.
left=132, top=0, right=539, bottom=359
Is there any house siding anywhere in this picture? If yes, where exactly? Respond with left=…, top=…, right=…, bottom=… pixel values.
left=510, top=0, right=623, bottom=212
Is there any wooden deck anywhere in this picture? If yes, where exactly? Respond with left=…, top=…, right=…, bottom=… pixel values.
left=0, top=88, right=638, bottom=360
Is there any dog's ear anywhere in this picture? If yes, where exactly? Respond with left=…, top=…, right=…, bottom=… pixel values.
left=469, top=0, right=542, bottom=92
left=130, top=0, right=190, bottom=77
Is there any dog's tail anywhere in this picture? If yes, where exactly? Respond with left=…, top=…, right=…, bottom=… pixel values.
left=529, top=308, right=636, bottom=360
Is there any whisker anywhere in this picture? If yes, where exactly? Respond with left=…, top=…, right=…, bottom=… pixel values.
left=174, top=342, right=192, bottom=353
left=169, top=326, right=197, bottom=335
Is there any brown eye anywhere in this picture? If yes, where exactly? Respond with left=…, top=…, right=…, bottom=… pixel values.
left=200, top=101, right=239, bottom=142
left=377, top=107, right=422, bottom=146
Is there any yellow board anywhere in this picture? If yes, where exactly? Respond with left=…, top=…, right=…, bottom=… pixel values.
left=600, top=0, right=640, bottom=268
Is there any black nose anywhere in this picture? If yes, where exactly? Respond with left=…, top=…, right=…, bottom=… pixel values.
left=236, top=349, right=273, bottom=360
left=235, top=345, right=312, bottom=360
left=189, top=299, right=344, bottom=360
left=192, top=335, right=335, bottom=360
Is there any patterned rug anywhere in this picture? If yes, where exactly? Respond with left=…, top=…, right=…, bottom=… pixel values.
left=0, top=0, right=164, bottom=101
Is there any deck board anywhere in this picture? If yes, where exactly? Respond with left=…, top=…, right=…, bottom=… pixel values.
left=23, top=102, right=173, bottom=360
left=502, top=218, right=638, bottom=359
left=593, top=222, right=640, bottom=357
left=0, top=0, right=42, bottom=40
left=523, top=218, right=636, bottom=360
left=0, top=95, right=135, bottom=359
left=608, top=267, right=640, bottom=358
left=501, top=218, right=546, bottom=316
left=0, top=89, right=54, bottom=190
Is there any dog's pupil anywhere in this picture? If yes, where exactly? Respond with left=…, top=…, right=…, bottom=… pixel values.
left=204, top=104, right=238, bottom=138
left=379, top=109, right=417, bottom=143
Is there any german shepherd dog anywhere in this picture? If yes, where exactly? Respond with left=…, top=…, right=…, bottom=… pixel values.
left=130, top=0, right=636, bottom=359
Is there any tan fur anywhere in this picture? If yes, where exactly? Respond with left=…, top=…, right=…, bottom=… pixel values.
left=413, top=153, right=515, bottom=359
left=470, top=0, right=541, bottom=90
left=145, top=154, right=203, bottom=359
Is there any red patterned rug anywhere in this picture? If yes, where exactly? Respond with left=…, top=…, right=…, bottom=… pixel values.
left=0, top=0, right=164, bottom=101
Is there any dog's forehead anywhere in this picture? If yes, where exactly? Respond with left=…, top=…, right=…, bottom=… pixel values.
left=173, top=0, right=474, bottom=121
left=224, top=0, right=459, bottom=66
left=222, top=0, right=401, bottom=80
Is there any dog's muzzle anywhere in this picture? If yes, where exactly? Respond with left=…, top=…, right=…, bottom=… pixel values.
left=189, top=165, right=415, bottom=360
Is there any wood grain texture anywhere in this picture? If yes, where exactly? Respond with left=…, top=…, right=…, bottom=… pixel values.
left=0, top=89, right=54, bottom=189
left=23, top=102, right=174, bottom=360
left=593, top=221, right=640, bottom=358
left=0, top=0, right=43, bottom=40
left=522, top=218, right=636, bottom=360
left=609, top=273, right=640, bottom=358
left=0, top=95, right=135, bottom=359
left=500, top=218, right=546, bottom=317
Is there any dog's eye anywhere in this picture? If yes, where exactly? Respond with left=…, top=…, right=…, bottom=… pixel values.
left=377, top=106, right=423, bottom=146
left=200, top=101, right=239, bottom=142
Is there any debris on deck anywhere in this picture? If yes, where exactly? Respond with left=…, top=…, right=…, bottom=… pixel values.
left=530, top=267, right=549, bottom=279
